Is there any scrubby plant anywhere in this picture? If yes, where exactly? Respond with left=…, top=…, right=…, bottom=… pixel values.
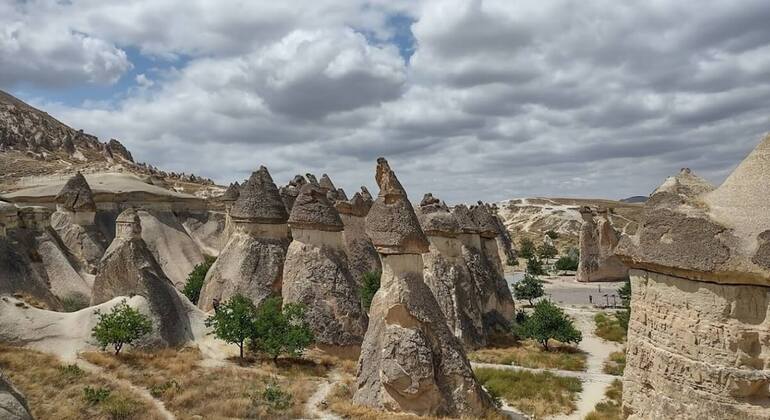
left=61, top=294, right=90, bottom=312
left=360, top=271, right=381, bottom=311
left=57, top=363, right=85, bottom=380
left=182, top=256, right=216, bottom=304
left=545, top=230, right=559, bottom=240
left=514, top=274, right=545, bottom=306
left=519, top=238, right=536, bottom=259
left=537, top=242, right=558, bottom=261
left=83, top=386, right=111, bottom=405
left=517, top=300, right=582, bottom=351
left=205, top=294, right=257, bottom=359
left=526, top=256, right=546, bottom=276
left=554, top=255, right=579, bottom=272
left=250, top=297, right=314, bottom=364
left=92, top=300, right=153, bottom=356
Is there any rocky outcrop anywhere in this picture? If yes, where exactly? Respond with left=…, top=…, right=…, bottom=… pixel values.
left=198, top=166, right=290, bottom=311
left=137, top=209, right=205, bottom=289
left=616, top=135, right=770, bottom=420
left=577, top=206, right=628, bottom=282
left=417, top=194, right=485, bottom=348
left=279, top=175, right=306, bottom=212
left=489, top=203, right=516, bottom=265
left=335, top=188, right=381, bottom=285
left=353, top=158, right=494, bottom=417
left=0, top=371, right=32, bottom=420
left=91, top=208, right=193, bottom=346
left=283, top=183, right=367, bottom=352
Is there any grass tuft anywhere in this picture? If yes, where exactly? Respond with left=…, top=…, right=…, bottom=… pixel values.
left=603, top=351, right=626, bottom=376
left=585, top=379, right=626, bottom=420
left=469, top=340, right=587, bottom=371
left=594, top=312, right=627, bottom=343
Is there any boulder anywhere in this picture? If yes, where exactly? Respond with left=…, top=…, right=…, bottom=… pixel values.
left=283, top=183, right=367, bottom=353
left=0, top=371, right=32, bottom=420
left=353, top=158, right=494, bottom=417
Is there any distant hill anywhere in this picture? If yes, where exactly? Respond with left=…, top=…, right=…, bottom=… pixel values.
left=620, top=195, right=648, bottom=203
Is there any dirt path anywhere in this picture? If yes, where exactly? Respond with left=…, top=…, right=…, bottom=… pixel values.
left=304, top=371, right=342, bottom=419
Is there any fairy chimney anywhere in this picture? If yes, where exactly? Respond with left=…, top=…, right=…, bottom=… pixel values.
left=55, top=172, right=96, bottom=225
left=334, top=190, right=381, bottom=286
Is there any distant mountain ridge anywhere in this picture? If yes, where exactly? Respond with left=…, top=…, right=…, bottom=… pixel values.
left=620, top=195, right=648, bottom=203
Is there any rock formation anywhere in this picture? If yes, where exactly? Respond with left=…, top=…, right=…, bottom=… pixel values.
left=353, top=158, right=494, bottom=417
left=91, top=208, right=193, bottom=346
left=334, top=188, right=381, bottom=286
left=615, top=135, right=770, bottom=420
left=577, top=206, right=628, bottom=282
left=0, top=371, right=32, bottom=420
left=576, top=206, right=600, bottom=282
left=198, top=166, right=290, bottom=311
left=417, top=193, right=485, bottom=348
left=596, top=208, right=629, bottom=279
left=279, top=175, right=306, bottom=212
left=489, top=203, right=517, bottom=265
left=137, top=209, right=205, bottom=289
left=283, top=183, right=367, bottom=353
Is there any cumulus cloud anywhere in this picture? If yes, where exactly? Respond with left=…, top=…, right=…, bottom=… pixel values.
left=5, top=0, right=770, bottom=203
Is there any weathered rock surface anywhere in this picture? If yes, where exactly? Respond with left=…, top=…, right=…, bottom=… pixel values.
left=91, top=208, right=193, bottom=346
left=279, top=175, right=306, bottom=212
left=50, top=210, right=107, bottom=274
left=335, top=189, right=381, bottom=284
left=56, top=172, right=96, bottom=213
left=0, top=371, right=32, bottom=420
left=137, top=209, right=205, bottom=289
left=283, top=184, right=367, bottom=350
left=198, top=167, right=289, bottom=311
left=617, top=135, right=770, bottom=420
left=577, top=206, right=628, bottom=282
left=417, top=194, right=485, bottom=348
left=354, top=158, right=494, bottom=417
left=0, top=228, right=63, bottom=310
left=471, top=203, right=515, bottom=326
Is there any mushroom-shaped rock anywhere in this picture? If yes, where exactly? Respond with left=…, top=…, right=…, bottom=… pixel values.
left=283, top=183, right=367, bottom=351
left=198, top=166, right=290, bottom=312
left=452, top=204, right=479, bottom=234
left=319, top=173, right=336, bottom=192
left=279, top=175, right=306, bottom=212
left=354, top=158, right=494, bottom=417
left=91, top=208, right=194, bottom=347
left=470, top=202, right=498, bottom=239
left=335, top=192, right=381, bottom=285
left=220, top=182, right=240, bottom=202
left=55, top=172, right=96, bottom=213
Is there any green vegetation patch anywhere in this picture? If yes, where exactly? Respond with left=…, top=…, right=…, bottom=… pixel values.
left=594, top=312, right=627, bottom=343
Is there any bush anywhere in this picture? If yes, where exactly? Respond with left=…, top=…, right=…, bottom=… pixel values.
left=182, top=256, right=216, bottom=305
left=261, top=382, right=293, bottom=410
left=58, top=363, right=85, bottom=380
left=506, top=255, right=519, bottom=266
left=517, top=300, right=582, bottom=351
left=149, top=380, right=180, bottom=398
left=618, top=279, right=631, bottom=307
left=251, top=297, right=314, bottom=363
left=83, top=386, right=111, bottom=405
left=519, top=238, right=535, bottom=259
left=61, top=294, right=90, bottom=312
left=102, top=394, right=141, bottom=420
left=205, top=294, right=258, bottom=359
left=545, top=230, right=559, bottom=240
left=554, top=255, right=579, bottom=272
left=526, top=256, right=546, bottom=276
left=360, top=271, right=381, bottom=311
left=92, top=300, right=153, bottom=356
left=513, top=274, right=545, bottom=306
left=594, top=312, right=627, bottom=343
left=537, top=243, right=558, bottom=260
left=603, top=351, right=626, bottom=376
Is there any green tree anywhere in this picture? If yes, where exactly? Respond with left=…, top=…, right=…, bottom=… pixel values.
left=517, top=300, right=582, bottom=351
left=537, top=242, right=558, bottom=260
left=92, top=300, right=153, bottom=356
left=182, top=256, right=216, bottom=305
left=205, top=294, right=257, bottom=359
left=251, top=297, right=314, bottom=364
left=519, top=238, right=536, bottom=259
left=360, top=271, right=381, bottom=311
left=526, top=256, right=546, bottom=276
left=513, top=274, right=545, bottom=306
left=545, top=230, right=559, bottom=240
left=554, top=255, right=579, bottom=272
left=616, top=279, right=632, bottom=332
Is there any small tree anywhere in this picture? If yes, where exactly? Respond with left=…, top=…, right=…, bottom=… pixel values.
left=519, top=238, right=535, bottom=259
left=554, top=255, right=579, bottom=272
left=526, top=256, right=546, bottom=276
left=537, top=243, right=558, bottom=261
left=513, top=274, right=545, bottom=306
left=205, top=294, right=257, bottom=359
left=92, top=300, right=153, bottom=356
left=182, top=256, right=216, bottom=305
left=545, top=230, right=559, bottom=240
left=517, top=300, right=582, bottom=351
left=616, top=279, right=632, bottom=332
left=360, top=271, right=381, bottom=311
left=251, top=297, right=314, bottom=364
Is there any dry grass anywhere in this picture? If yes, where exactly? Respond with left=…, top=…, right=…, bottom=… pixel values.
left=585, top=379, right=626, bottom=420
left=12, top=293, right=49, bottom=310
left=603, top=351, right=627, bottom=376
left=594, top=312, right=627, bottom=343
left=0, top=345, right=165, bottom=420
left=469, top=339, right=587, bottom=371
left=81, top=347, right=320, bottom=419
left=474, top=367, right=582, bottom=418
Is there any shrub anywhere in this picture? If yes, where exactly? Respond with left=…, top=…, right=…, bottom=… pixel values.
left=506, top=255, right=519, bottom=266
left=205, top=294, right=257, bottom=359
left=92, top=300, right=153, bottom=355
left=61, top=294, right=90, bottom=312
left=537, top=243, right=558, bottom=260
left=360, top=271, right=381, bottom=311
left=250, top=297, right=314, bottom=363
left=618, top=279, right=631, bottom=307
left=261, top=382, right=293, bottom=410
left=519, top=238, right=535, bottom=259
left=603, top=351, right=626, bottom=376
left=513, top=274, right=545, bottom=306
left=545, top=230, right=559, bottom=240
left=83, top=386, right=111, bottom=405
left=149, top=380, right=180, bottom=398
left=103, top=394, right=141, bottom=420
left=517, top=300, right=582, bottom=351
left=554, top=255, right=579, bottom=272
left=57, top=363, right=85, bottom=380
left=526, top=256, right=546, bottom=276
left=594, top=312, right=627, bottom=343
left=182, top=256, right=216, bottom=305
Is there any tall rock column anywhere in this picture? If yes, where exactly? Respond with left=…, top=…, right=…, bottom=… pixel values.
left=283, top=183, right=368, bottom=355
left=615, top=135, right=770, bottom=420
left=334, top=189, right=381, bottom=286
left=198, top=166, right=290, bottom=311
left=595, top=208, right=629, bottom=281
left=353, top=158, right=494, bottom=417
left=417, top=193, right=485, bottom=349
left=576, top=206, right=601, bottom=282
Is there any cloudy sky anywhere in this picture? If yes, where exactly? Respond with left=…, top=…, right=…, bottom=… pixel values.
left=3, top=0, right=770, bottom=203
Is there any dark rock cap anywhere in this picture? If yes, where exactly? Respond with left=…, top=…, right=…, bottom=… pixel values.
left=220, top=182, right=240, bottom=202
left=56, top=172, right=96, bottom=212
left=288, top=183, right=343, bottom=231
left=335, top=192, right=372, bottom=217
left=360, top=186, right=373, bottom=202
left=417, top=193, right=460, bottom=237
left=452, top=204, right=479, bottom=234
left=319, top=174, right=336, bottom=192
left=230, top=166, right=289, bottom=223
left=365, top=158, right=429, bottom=254
left=290, top=175, right=307, bottom=187
left=335, top=188, right=348, bottom=201
left=116, top=207, right=140, bottom=225
left=305, top=173, right=319, bottom=187
left=471, top=201, right=499, bottom=238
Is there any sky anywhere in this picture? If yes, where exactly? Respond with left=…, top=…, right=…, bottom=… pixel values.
left=2, top=0, right=770, bottom=204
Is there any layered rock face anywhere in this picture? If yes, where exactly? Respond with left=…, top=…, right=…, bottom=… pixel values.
left=577, top=206, right=628, bottom=282
left=283, top=184, right=367, bottom=351
left=472, top=203, right=515, bottom=325
left=417, top=194, right=485, bottom=348
left=91, top=208, right=193, bottom=346
left=353, top=158, right=494, bottom=417
left=0, top=371, right=32, bottom=420
left=335, top=189, right=381, bottom=285
left=616, top=136, right=770, bottom=420
left=198, top=166, right=290, bottom=311
left=489, top=203, right=517, bottom=265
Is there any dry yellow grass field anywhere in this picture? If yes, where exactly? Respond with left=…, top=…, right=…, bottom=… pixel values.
left=469, top=339, right=587, bottom=371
